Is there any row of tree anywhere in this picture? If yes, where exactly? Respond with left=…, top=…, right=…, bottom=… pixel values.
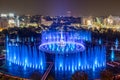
left=30, top=70, right=119, bottom=80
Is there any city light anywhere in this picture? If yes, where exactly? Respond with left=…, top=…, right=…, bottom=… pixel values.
left=107, top=18, right=113, bottom=24
left=87, top=19, right=92, bottom=26
left=1, top=14, right=7, bottom=17
left=8, top=13, right=14, bottom=17
left=8, top=19, right=15, bottom=24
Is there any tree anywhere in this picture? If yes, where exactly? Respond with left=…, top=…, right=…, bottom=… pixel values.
left=100, top=70, right=113, bottom=80
left=72, top=71, right=88, bottom=80
left=2, top=29, right=8, bottom=36
left=47, top=75, right=55, bottom=80
left=30, top=71, right=42, bottom=80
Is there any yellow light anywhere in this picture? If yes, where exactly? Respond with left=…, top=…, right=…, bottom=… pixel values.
left=8, top=19, right=15, bottom=24
left=87, top=20, right=92, bottom=25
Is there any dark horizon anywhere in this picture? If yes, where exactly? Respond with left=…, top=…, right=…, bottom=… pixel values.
left=0, top=0, right=120, bottom=16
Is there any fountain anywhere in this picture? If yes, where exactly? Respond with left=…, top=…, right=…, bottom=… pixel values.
left=55, top=46, right=106, bottom=72
left=39, top=30, right=90, bottom=53
left=111, top=47, right=115, bottom=61
left=39, top=30, right=106, bottom=72
left=4, top=28, right=106, bottom=79
left=115, top=38, right=119, bottom=50
left=98, top=38, right=102, bottom=45
left=6, top=36, right=46, bottom=70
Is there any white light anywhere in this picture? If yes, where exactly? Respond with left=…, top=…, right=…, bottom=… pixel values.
left=107, top=18, right=113, bottom=24
left=1, top=14, right=7, bottom=17
left=39, top=41, right=85, bottom=52
left=87, top=20, right=92, bottom=25
left=16, top=16, right=20, bottom=27
left=59, top=40, right=66, bottom=47
left=9, top=13, right=14, bottom=17
left=8, top=19, right=15, bottom=24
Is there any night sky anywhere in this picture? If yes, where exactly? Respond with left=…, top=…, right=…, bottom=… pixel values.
left=0, top=0, right=120, bottom=16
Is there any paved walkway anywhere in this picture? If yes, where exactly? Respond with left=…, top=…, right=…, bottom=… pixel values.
left=41, top=62, right=53, bottom=80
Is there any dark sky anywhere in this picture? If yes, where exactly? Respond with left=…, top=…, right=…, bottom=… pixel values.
left=0, top=0, right=120, bottom=16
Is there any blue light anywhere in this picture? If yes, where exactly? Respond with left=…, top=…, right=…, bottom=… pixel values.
left=6, top=37, right=46, bottom=70
left=5, top=29, right=106, bottom=77
left=54, top=46, right=106, bottom=71
left=99, top=38, right=102, bottom=44
left=115, top=38, right=119, bottom=49
left=111, top=47, right=115, bottom=61
left=39, top=31, right=88, bottom=53
left=31, top=36, right=34, bottom=42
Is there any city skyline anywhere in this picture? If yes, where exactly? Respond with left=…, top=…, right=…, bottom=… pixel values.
left=0, top=0, right=120, bottom=16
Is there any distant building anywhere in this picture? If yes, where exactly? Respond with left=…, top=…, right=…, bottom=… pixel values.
left=103, top=15, right=120, bottom=26
left=82, top=16, right=93, bottom=26
left=19, top=15, right=42, bottom=27
left=0, top=14, right=8, bottom=28
left=41, top=18, right=53, bottom=26
left=0, top=13, right=19, bottom=28
left=0, top=18, right=8, bottom=28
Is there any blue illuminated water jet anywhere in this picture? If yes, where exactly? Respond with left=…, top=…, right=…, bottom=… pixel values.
left=39, top=31, right=91, bottom=53
left=5, top=29, right=106, bottom=79
left=39, top=30, right=106, bottom=72
left=111, top=47, right=115, bottom=61
left=55, top=46, right=106, bottom=72
left=115, top=38, right=119, bottom=49
left=6, top=36, right=46, bottom=70
left=99, top=38, right=102, bottom=44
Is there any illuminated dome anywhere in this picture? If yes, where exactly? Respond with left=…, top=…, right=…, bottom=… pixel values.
left=39, top=30, right=87, bottom=53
